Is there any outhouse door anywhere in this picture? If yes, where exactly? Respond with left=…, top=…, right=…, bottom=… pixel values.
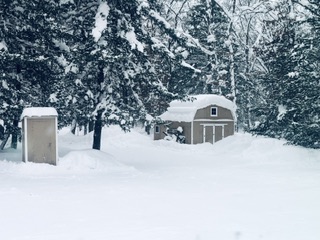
left=26, top=118, right=57, bottom=165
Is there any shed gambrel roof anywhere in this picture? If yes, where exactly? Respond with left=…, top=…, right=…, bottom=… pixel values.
left=159, top=94, right=236, bottom=122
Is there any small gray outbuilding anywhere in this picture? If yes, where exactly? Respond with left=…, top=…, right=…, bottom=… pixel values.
left=154, top=94, right=236, bottom=144
left=21, top=107, right=58, bottom=165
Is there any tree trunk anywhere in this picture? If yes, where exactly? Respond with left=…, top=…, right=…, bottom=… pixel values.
left=84, top=124, right=88, bottom=135
left=11, top=119, right=19, bottom=149
left=89, top=120, right=94, bottom=133
left=92, top=111, right=103, bottom=150
left=71, top=119, right=77, bottom=135
left=229, top=0, right=236, bottom=103
left=92, top=63, right=105, bottom=150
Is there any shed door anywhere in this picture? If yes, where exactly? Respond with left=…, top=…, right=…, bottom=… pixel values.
left=204, top=126, right=214, bottom=144
left=215, top=126, right=223, bottom=142
left=27, top=118, right=56, bottom=165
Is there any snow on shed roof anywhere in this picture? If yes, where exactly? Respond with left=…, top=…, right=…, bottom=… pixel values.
left=21, top=107, right=58, bottom=118
left=160, top=94, right=236, bottom=122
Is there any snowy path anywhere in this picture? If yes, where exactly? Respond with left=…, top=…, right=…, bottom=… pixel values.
left=0, top=127, right=320, bottom=240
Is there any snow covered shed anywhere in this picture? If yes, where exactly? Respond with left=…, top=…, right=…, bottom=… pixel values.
left=21, top=107, right=58, bottom=165
left=154, top=95, right=236, bottom=144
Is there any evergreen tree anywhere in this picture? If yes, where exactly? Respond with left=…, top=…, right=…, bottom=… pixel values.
left=283, top=0, right=320, bottom=148
left=0, top=0, right=67, bottom=148
left=48, top=0, right=98, bottom=132
left=0, top=1, right=26, bottom=148
left=252, top=0, right=320, bottom=148
left=183, top=0, right=232, bottom=95
left=58, top=0, right=200, bottom=150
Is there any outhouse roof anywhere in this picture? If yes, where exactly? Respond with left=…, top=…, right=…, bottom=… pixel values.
left=160, top=94, right=236, bottom=122
left=21, top=107, right=58, bottom=119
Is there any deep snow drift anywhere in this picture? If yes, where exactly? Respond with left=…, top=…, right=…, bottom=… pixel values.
left=0, top=126, right=320, bottom=240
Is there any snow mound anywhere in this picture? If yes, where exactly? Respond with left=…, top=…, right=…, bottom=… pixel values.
left=0, top=149, right=136, bottom=176
left=59, top=149, right=135, bottom=172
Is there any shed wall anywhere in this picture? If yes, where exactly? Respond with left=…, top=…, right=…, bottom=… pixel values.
left=154, top=124, right=167, bottom=140
left=167, top=122, right=192, bottom=144
left=154, top=122, right=192, bottom=144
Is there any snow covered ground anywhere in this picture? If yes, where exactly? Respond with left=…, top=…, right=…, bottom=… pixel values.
left=1, top=126, right=320, bottom=240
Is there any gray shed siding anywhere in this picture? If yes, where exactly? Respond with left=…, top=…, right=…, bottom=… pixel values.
left=154, top=124, right=167, bottom=140
left=194, top=105, right=233, bottom=120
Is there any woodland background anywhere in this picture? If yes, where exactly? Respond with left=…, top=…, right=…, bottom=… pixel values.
left=0, top=0, right=319, bottom=149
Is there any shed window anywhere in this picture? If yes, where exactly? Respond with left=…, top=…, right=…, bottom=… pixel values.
left=211, top=107, right=218, bottom=116
left=155, top=125, right=160, bottom=133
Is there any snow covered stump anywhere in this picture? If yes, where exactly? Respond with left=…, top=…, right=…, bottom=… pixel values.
left=21, top=107, right=58, bottom=165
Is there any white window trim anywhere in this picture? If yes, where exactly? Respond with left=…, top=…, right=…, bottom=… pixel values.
left=210, top=107, right=218, bottom=117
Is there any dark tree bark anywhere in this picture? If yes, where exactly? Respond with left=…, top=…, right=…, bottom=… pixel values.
left=88, top=120, right=94, bottom=133
left=11, top=119, right=19, bottom=149
left=92, top=110, right=103, bottom=150
left=92, top=63, right=105, bottom=150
